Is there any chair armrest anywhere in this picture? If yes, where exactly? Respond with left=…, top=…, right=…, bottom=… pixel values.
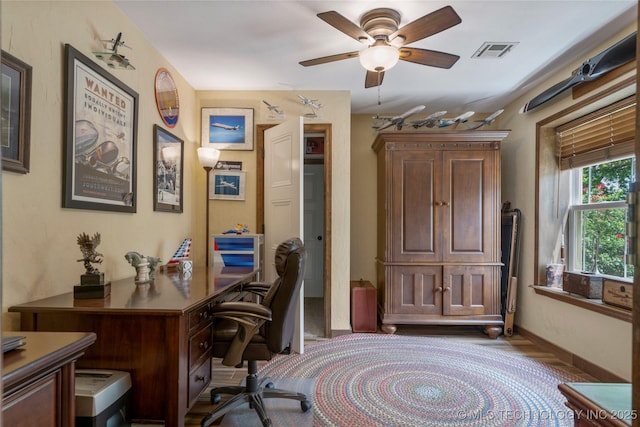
left=242, top=282, right=271, bottom=298
left=245, top=281, right=271, bottom=289
left=212, top=301, right=272, bottom=321
left=212, top=302, right=272, bottom=366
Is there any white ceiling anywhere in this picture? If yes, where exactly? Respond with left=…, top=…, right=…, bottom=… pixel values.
left=114, top=0, right=637, bottom=115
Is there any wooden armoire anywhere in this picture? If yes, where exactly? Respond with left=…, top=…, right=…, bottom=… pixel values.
left=372, top=131, right=510, bottom=338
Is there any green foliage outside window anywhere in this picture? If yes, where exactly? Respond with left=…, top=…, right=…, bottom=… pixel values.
left=579, top=157, right=634, bottom=278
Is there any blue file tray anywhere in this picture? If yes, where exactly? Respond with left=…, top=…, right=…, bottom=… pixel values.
left=212, top=234, right=264, bottom=274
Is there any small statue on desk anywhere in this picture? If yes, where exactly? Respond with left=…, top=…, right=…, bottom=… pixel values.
left=125, top=251, right=161, bottom=283
left=77, top=232, right=105, bottom=285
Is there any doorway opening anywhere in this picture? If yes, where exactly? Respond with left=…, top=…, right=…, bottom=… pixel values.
left=256, top=123, right=332, bottom=338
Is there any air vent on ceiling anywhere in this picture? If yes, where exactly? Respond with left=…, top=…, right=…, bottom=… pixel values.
left=472, top=42, right=518, bottom=58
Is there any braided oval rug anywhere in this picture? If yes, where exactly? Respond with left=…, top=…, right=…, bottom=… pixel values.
left=255, top=333, right=583, bottom=427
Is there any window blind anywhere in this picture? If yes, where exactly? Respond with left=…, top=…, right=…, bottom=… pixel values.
left=556, top=95, right=636, bottom=170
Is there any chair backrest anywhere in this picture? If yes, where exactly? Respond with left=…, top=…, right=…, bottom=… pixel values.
left=262, top=237, right=306, bottom=353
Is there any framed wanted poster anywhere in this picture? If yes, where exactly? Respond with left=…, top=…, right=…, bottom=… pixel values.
left=63, top=44, right=138, bottom=212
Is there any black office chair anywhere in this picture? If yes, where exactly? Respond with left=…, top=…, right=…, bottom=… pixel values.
left=201, top=237, right=312, bottom=427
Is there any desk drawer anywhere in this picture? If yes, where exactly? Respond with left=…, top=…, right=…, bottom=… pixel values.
left=188, top=358, right=211, bottom=407
left=189, top=324, right=212, bottom=370
left=3, top=371, right=59, bottom=426
left=189, top=303, right=212, bottom=332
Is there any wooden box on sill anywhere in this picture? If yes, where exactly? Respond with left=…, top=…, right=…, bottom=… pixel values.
left=602, top=278, right=633, bottom=310
left=562, top=272, right=603, bottom=299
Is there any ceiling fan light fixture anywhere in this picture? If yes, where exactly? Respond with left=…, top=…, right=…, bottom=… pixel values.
left=359, top=44, right=400, bottom=72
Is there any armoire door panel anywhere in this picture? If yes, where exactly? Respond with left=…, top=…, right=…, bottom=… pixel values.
left=443, top=151, right=496, bottom=263
left=402, top=160, right=434, bottom=253
left=391, top=151, right=440, bottom=262
left=450, top=158, right=483, bottom=252
left=443, top=265, right=494, bottom=316
left=391, top=266, right=441, bottom=315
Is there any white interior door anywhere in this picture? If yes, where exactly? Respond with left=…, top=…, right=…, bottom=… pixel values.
left=264, top=117, right=304, bottom=353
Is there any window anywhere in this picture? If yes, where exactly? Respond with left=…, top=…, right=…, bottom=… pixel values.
left=533, top=79, right=635, bottom=319
left=567, top=157, right=635, bottom=279
left=557, top=96, right=636, bottom=281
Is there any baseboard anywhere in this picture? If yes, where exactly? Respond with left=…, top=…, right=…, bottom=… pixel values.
left=330, top=329, right=352, bottom=338
left=517, top=326, right=626, bottom=382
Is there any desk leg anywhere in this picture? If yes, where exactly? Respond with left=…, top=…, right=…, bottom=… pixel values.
left=61, top=362, right=76, bottom=427
left=19, top=313, right=37, bottom=331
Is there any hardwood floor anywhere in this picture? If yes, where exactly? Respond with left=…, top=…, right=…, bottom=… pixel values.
left=304, top=296, right=325, bottom=339
left=182, top=321, right=597, bottom=426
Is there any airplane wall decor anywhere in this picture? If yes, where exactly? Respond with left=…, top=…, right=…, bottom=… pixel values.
left=298, top=94, right=322, bottom=109
left=93, top=32, right=136, bottom=70
left=409, top=111, right=447, bottom=128
left=373, top=105, right=426, bottom=131
left=433, top=111, right=474, bottom=128
left=520, top=31, right=636, bottom=113
left=465, top=109, right=504, bottom=130
left=375, top=108, right=504, bottom=132
left=263, top=100, right=283, bottom=115
left=297, top=94, right=322, bottom=116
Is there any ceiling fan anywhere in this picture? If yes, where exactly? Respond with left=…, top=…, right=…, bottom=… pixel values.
left=299, top=6, right=462, bottom=88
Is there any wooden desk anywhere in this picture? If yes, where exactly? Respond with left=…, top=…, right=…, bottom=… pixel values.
left=2, top=331, right=96, bottom=427
left=559, top=382, right=633, bottom=426
left=9, top=267, right=256, bottom=427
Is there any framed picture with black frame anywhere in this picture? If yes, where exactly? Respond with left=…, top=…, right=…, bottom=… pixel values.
left=1, top=50, right=32, bottom=174
left=62, top=44, right=138, bottom=213
left=153, top=124, right=184, bottom=213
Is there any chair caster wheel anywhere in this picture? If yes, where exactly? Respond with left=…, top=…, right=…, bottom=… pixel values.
left=211, top=393, right=221, bottom=404
left=301, top=400, right=313, bottom=412
left=265, top=382, right=274, bottom=389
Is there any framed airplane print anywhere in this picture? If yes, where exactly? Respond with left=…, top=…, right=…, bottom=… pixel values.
left=209, top=170, right=246, bottom=200
left=1, top=50, right=32, bottom=173
left=201, top=107, right=253, bottom=151
left=63, top=44, right=139, bottom=212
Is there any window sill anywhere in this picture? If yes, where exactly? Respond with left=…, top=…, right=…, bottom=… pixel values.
left=532, top=285, right=632, bottom=323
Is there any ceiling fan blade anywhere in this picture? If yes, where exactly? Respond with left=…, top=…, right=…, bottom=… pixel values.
left=299, top=51, right=359, bottom=67
left=399, top=47, right=460, bottom=69
left=520, top=31, right=636, bottom=113
left=317, top=11, right=374, bottom=43
left=389, top=6, right=461, bottom=46
left=365, top=70, right=385, bottom=88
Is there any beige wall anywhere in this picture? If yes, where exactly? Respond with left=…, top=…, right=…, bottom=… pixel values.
left=1, top=0, right=200, bottom=328
left=350, top=115, right=380, bottom=283
left=195, top=90, right=352, bottom=332
left=499, top=25, right=636, bottom=381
